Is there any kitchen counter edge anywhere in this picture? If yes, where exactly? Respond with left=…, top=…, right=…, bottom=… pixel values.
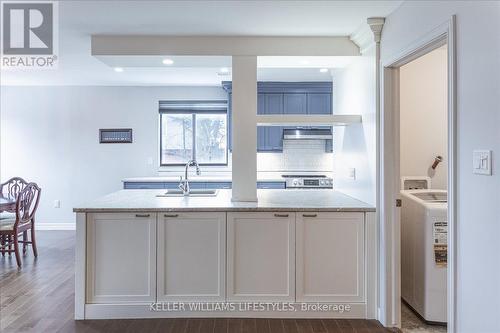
left=74, top=206, right=375, bottom=213
left=73, top=189, right=375, bottom=213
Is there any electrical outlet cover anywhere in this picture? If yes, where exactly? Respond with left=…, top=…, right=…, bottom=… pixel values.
left=348, top=167, right=356, bottom=179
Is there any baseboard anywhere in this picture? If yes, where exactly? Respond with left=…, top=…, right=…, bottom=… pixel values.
left=84, top=303, right=368, bottom=320
left=37, top=223, right=76, bottom=231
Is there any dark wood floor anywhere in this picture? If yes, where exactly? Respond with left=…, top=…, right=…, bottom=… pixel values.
left=0, top=231, right=394, bottom=333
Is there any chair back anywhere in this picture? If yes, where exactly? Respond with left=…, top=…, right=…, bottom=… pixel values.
left=1, top=177, right=28, bottom=200
left=15, top=183, right=41, bottom=228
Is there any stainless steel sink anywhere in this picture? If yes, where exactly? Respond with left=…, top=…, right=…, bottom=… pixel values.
left=157, top=189, right=219, bottom=197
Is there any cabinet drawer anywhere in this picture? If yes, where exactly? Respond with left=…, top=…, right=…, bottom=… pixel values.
left=227, top=212, right=295, bottom=302
left=296, top=212, right=365, bottom=303
left=86, top=213, right=157, bottom=304
left=157, top=212, right=226, bottom=302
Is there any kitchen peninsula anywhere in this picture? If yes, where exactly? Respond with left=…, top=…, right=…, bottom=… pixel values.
left=74, top=189, right=376, bottom=320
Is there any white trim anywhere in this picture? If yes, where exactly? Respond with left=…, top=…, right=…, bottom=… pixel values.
left=84, top=303, right=368, bottom=319
left=91, top=36, right=359, bottom=57
left=365, top=212, right=378, bottom=319
left=378, top=16, right=457, bottom=332
left=446, top=16, right=458, bottom=333
left=379, top=65, right=401, bottom=327
left=37, top=223, right=76, bottom=230
left=75, top=213, right=86, bottom=320
left=350, top=24, right=374, bottom=54
left=381, top=20, right=450, bottom=68
left=367, top=18, right=385, bottom=44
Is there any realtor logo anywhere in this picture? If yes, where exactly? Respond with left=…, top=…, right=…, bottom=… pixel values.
left=1, top=1, right=58, bottom=68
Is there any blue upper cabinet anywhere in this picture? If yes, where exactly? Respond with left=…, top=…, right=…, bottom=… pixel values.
left=264, top=94, right=284, bottom=114
left=266, top=126, right=284, bottom=151
left=257, top=92, right=283, bottom=152
left=257, top=93, right=265, bottom=114
left=257, top=126, right=284, bottom=152
left=284, top=93, right=307, bottom=114
left=222, top=81, right=332, bottom=152
left=257, top=126, right=267, bottom=151
left=307, top=93, right=332, bottom=114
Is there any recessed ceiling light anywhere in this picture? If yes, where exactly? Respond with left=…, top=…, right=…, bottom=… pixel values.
left=114, top=67, right=124, bottom=73
left=320, top=68, right=329, bottom=73
left=220, top=67, right=229, bottom=73
left=300, top=60, right=310, bottom=65
left=162, top=58, right=174, bottom=65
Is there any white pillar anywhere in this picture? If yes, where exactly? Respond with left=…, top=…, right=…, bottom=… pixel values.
left=231, top=56, right=258, bottom=202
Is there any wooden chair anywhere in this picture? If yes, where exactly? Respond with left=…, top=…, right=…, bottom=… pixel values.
left=0, top=177, right=28, bottom=219
left=0, top=177, right=28, bottom=200
left=0, top=183, right=41, bottom=268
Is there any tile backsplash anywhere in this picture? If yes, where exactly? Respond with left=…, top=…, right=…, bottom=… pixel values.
left=257, top=140, right=333, bottom=172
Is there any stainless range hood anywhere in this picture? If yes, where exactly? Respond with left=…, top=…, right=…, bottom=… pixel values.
left=283, top=128, right=333, bottom=140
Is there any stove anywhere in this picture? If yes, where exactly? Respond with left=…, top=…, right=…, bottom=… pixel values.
left=282, top=175, right=333, bottom=189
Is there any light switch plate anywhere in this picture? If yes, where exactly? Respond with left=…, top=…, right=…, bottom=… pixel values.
left=473, top=150, right=492, bottom=175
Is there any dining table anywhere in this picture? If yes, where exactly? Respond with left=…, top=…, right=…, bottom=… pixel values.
left=0, top=195, right=16, bottom=212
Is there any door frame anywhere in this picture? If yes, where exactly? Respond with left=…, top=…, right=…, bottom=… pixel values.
left=378, top=16, right=457, bottom=331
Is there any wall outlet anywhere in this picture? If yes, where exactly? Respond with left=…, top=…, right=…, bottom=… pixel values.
left=147, top=157, right=154, bottom=165
left=54, top=200, right=61, bottom=208
left=473, top=150, right=492, bottom=175
left=348, top=167, right=356, bottom=180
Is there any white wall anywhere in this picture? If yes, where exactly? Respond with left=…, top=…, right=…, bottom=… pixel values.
left=0, top=86, right=226, bottom=226
left=381, top=1, right=500, bottom=332
left=400, top=47, right=448, bottom=190
left=333, top=47, right=377, bottom=205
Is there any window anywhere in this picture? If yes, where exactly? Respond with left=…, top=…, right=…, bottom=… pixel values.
left=160, top=114, right=193, bottom=164
left=160, top=101, right=228, bottom=166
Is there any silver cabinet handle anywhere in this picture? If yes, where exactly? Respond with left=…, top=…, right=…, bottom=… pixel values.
left=302, top=214, right=318, bottom=218
left=164, top=214, right=179, bottom=218
left=135, top=214, right=150, bottom=218
left=274, top=213, right=289, bottom=217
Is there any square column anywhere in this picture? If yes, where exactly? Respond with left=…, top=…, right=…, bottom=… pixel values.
left=231, top=56, right=257, bottom=202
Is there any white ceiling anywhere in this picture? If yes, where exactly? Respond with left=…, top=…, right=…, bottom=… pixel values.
left=0, top=1, right=402, bottom=86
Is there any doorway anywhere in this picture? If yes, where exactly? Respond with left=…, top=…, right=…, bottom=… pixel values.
left=379, top=17, right=457, bottom=332
left=399, top=46, right=448, bottom=333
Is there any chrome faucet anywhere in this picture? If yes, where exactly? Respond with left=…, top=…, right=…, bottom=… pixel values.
left=179, top=159, right=201, bottom=195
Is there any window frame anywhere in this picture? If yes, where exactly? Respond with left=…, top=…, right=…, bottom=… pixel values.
left=159, top=109, right=229, bottom=167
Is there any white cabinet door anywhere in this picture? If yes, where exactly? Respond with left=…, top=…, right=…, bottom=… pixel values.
left=157, top=212, right=226, bottom=302
left=227, top=212, right=295, bottom=302
left=86, top=213, right=156, bottom=303
left=296, top=212, right=365, bottom=303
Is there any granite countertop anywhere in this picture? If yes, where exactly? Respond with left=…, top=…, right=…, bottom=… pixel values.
left=73, top=189, right=375, bottom=213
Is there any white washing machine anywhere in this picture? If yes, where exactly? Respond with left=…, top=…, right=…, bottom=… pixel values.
left=400, top=177, right=447, bottom=324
